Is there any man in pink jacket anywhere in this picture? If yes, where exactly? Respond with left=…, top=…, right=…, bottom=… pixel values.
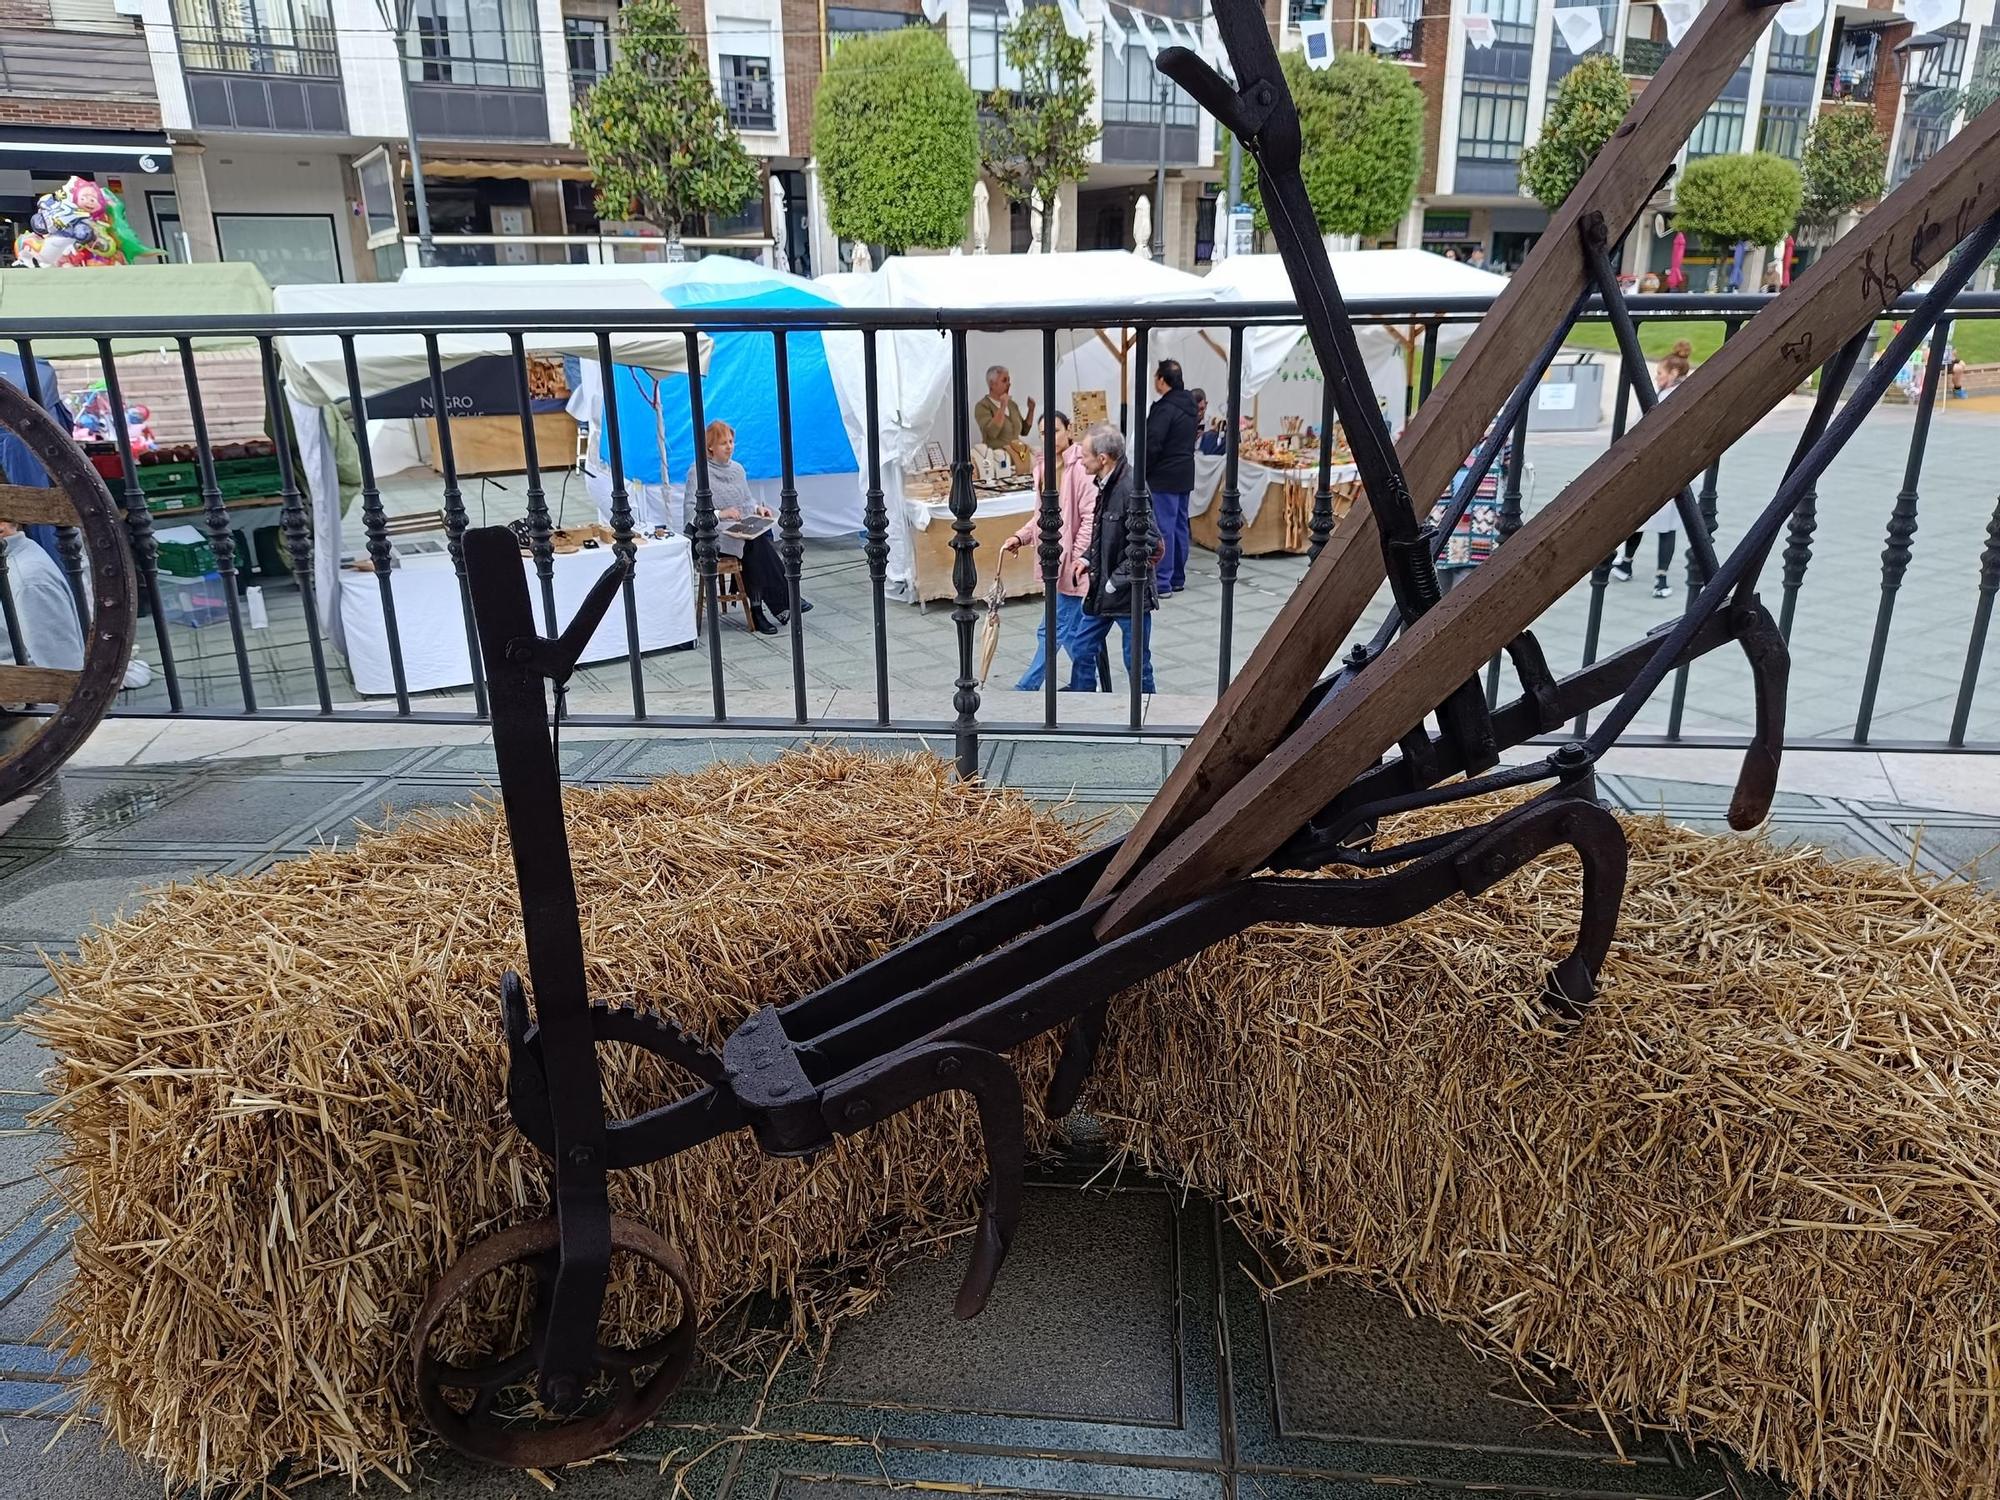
left=1000, top=411, right=1095, bottom=691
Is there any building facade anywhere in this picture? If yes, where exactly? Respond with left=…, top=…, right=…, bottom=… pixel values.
left=43, top=0, right=1982, bottom=284
left=1292, top=0, right=1994, bottom=287
left=0, top=0, right=172, bottom=264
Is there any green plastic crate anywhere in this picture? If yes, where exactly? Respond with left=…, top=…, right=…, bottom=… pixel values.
left=156, top=535, right=217, bottom=578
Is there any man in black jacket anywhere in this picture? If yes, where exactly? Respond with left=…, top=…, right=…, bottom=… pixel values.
left=1144, top=358, right=1199, bottom=596
left=1065, top=424, right=1157, bottom=693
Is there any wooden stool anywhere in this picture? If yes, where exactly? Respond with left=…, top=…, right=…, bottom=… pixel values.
left=695, top=556, right=748, bottom=628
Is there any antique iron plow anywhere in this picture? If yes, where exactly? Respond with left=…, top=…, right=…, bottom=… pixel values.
left=415, top=0, right=2000, bottom=1467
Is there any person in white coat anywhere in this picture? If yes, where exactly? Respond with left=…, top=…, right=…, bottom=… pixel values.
left=0, top=520, right=84, bottom=683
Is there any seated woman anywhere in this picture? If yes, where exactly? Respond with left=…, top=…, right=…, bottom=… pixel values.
left=702, top=419, right=811, bottom=636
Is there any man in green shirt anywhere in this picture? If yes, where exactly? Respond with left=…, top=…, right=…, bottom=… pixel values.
left=973, top=364, right=1036, bottom=474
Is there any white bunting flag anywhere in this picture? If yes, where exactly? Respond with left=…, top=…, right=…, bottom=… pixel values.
left=1173, top=17, right=1202, bottom=51
left=1129, top=8, right=1161, bottom=56
left=1552, top=2, right=1604, bottom=53
left=1774, top=0, right=1824, bottom=33
left=1056, top=0, right=1090, bottom=39
left=1964, top=0, right=1996, bottom=27
left=1657, top=0, right=1700, bottom=43
left=1298, top=15, right=1336, bottom=65
left=1003, top=0, right=1024, bottom=20
left=1099, top=1, right=1127, bottom=52
left=1461, top=12, right=1497, bottom=48
left=1904, top=0, right=1959, bottom=33
left=920, top=0, right=948, bottom=21
left=1365, top=14, right=1410, bottom=47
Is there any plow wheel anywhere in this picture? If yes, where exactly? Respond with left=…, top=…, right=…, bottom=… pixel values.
left=411, top=1215, right=700, bottom=1469
left=0, top=377, right=135, bottom=805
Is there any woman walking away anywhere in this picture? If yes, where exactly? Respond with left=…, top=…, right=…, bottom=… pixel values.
left=1613, top=339, right=1693, bottom=596
left=1000, top=412, right=1095, bottom=691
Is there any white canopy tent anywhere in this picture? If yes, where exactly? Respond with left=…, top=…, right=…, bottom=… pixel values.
left=1167, top=249, right=1509, bottom=443
left=815, top=251, right=1220, bottom=593
left=271, top=279, right=704, bottom=654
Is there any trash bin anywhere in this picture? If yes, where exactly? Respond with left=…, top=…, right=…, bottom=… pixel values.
left=1527, top=355, right=1605, bottom=431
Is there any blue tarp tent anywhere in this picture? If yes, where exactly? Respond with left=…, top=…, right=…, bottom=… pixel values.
left=603, top=272, right=856, bottom=487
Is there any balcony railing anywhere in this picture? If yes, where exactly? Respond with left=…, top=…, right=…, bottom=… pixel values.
left=1823, top=67, right=1877, bottom=102
left=724, top=74, right=776, bottom=131
left=10, top=290, right=2000, bottom=761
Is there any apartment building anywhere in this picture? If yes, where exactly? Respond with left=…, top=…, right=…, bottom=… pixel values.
left=0, top=0, right=170, bottom=264
left=1292, top=0, right=1993, bottom=285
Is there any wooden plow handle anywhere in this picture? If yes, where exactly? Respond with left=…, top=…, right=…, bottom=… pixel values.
left=1098, top=0, right=1792, bottom=901
left=1100, top=107, right=2000, bottom=938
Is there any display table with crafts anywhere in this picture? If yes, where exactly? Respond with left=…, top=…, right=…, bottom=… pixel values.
left=903, top=472, right=1050, bottom=606
left=1189, top=447, right=1360, bottom=556
left=339, top=533, right=695, bottom=696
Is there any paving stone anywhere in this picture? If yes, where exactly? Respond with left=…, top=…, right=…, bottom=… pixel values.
left=1, top=774, right=185, bottom=846
left=0, top=1417, right=159, bottom=1498
left=0, top=969, right=50, bottom=1024
left=0, top=856, right=227, bottom=944
left=1612, top=775, right=1820, bottom=813
left=818, top=1189, right=1178, bottom=1424
left=1895, top=821, right=2000, bottom=887
left=1269, top=1277, right=1606, bottom=1453
left=99, top=776, right=373, bottom=846
left=1000, top=740, right=1170, bottom=794
left=343, top=783, right=489, bottom=834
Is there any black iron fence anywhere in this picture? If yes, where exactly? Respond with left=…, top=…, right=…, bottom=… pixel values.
left=5, top=290, right=1999, bottom=776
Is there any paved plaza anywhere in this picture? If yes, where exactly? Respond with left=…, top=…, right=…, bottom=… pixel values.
left=114, top=390, right=2000, bottom=749
left=0, top=728, right=1991, bottom=1497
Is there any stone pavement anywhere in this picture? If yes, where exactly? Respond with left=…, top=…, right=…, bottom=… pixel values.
left=111, top=394, right=2000, bottom=748
left=0, top=731, right=1992, bottom=1498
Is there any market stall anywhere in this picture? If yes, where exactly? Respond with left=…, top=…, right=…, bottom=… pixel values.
left=815, top=252, right=1220, bottom=599
left=1161, top=248, right=1507, bottom=555
left=403, top=260, right=861, bottom=537
left=337, top=531, right=693, bottom=696
left=272, top=280, right=706, bottom=669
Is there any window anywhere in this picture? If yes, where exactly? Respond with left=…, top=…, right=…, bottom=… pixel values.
left=827, top=5, right=917, bottom=55
left=1766, top=23, right=1818, bottom=75
left=1825, top=22, right=1879, bottom=101
left=1757, top=99, right=1810, bottom=158
left=968, top=0, right=1021, bottom=93
left=353, top=145, right=401, bottom=249
left=148, top=192, right=186, bottom=262
left=174, top=0, right=338, bottom=75
left=1288, top=0, right=1325, bottom=20
left=1894, top=28, right=1969, bottom=184
left=1194, top=189, right=1217, bottom=263
left=719, top=52, right=775, bottom=130
left=215, top=212, right=340, bottom=284
left=1102, top=36, right=1197, bottom=125
left=1457, top=76, right=1529, bottom=162
left=1463, top=0, right=1533, bottom=49
left=1367, top=0, right=1422, bottom=61
left=409, top=0, right=541, bottom=89
left=565, top=15, right=610, bottom=95
left=1686, top=96, right=1745, bottom=157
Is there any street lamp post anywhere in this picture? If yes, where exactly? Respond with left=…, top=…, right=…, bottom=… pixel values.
left=1152, top=80, right=1169, bottom=262
left=377, top=0, right=436, bottom=267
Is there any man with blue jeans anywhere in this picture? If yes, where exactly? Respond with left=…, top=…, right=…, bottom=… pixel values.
left=1065, top=424, right=1158, bottom=693
left=1145, top=359, right=1199, bottom=596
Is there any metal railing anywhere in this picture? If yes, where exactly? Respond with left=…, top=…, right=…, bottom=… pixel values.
left=4, top=291, right=1999, bottom=776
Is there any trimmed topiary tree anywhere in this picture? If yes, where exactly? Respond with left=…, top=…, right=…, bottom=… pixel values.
left=980, top=4, right=1099, bottom=251
left=572, top=0, right=760, bottom=247
left=814, top=25, right=978, bottom=256
left=1520, top=54, right=1632, bottom=209
left=1798, top=106, right=1887, bottom=238
left=1674, top=150, right=1804, bottom=250
left=1245, top=50, right=1423, bottom=238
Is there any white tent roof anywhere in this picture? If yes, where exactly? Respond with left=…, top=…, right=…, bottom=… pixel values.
left=398, top=255, right=817, bottom=303
left=1191, top=248, right=1509, bottom=413
left=273, top=279, right=704, bottom=407
left=815, top=251, right=1221, bottom=476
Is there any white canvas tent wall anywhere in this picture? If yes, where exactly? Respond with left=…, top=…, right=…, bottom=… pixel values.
left=1165, top=248, right=1509, bottom=443
left=815, top=252, right=1219, bottom=593
left=271, top=279, right=702, bottom=651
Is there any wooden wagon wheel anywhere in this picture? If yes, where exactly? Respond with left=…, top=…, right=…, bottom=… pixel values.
left=0, top=377, right=135, bottom=805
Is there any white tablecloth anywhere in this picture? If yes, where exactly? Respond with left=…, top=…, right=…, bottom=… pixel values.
left=339, top=535, right=696, bottom=696
left=904, top=484, right=1039, bottom=531
left=1191, top=452, right=1359, bottom=527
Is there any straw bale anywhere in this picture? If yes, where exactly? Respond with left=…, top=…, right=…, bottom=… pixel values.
left=1092, top=800, right=2000, bottom=1500
left=31, top=748, right=1082, bottom=1493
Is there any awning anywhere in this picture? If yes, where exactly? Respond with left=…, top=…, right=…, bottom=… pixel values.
left=404, top=157, right=593, bottom=183
left=0, top=128, right=172, bottom=179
